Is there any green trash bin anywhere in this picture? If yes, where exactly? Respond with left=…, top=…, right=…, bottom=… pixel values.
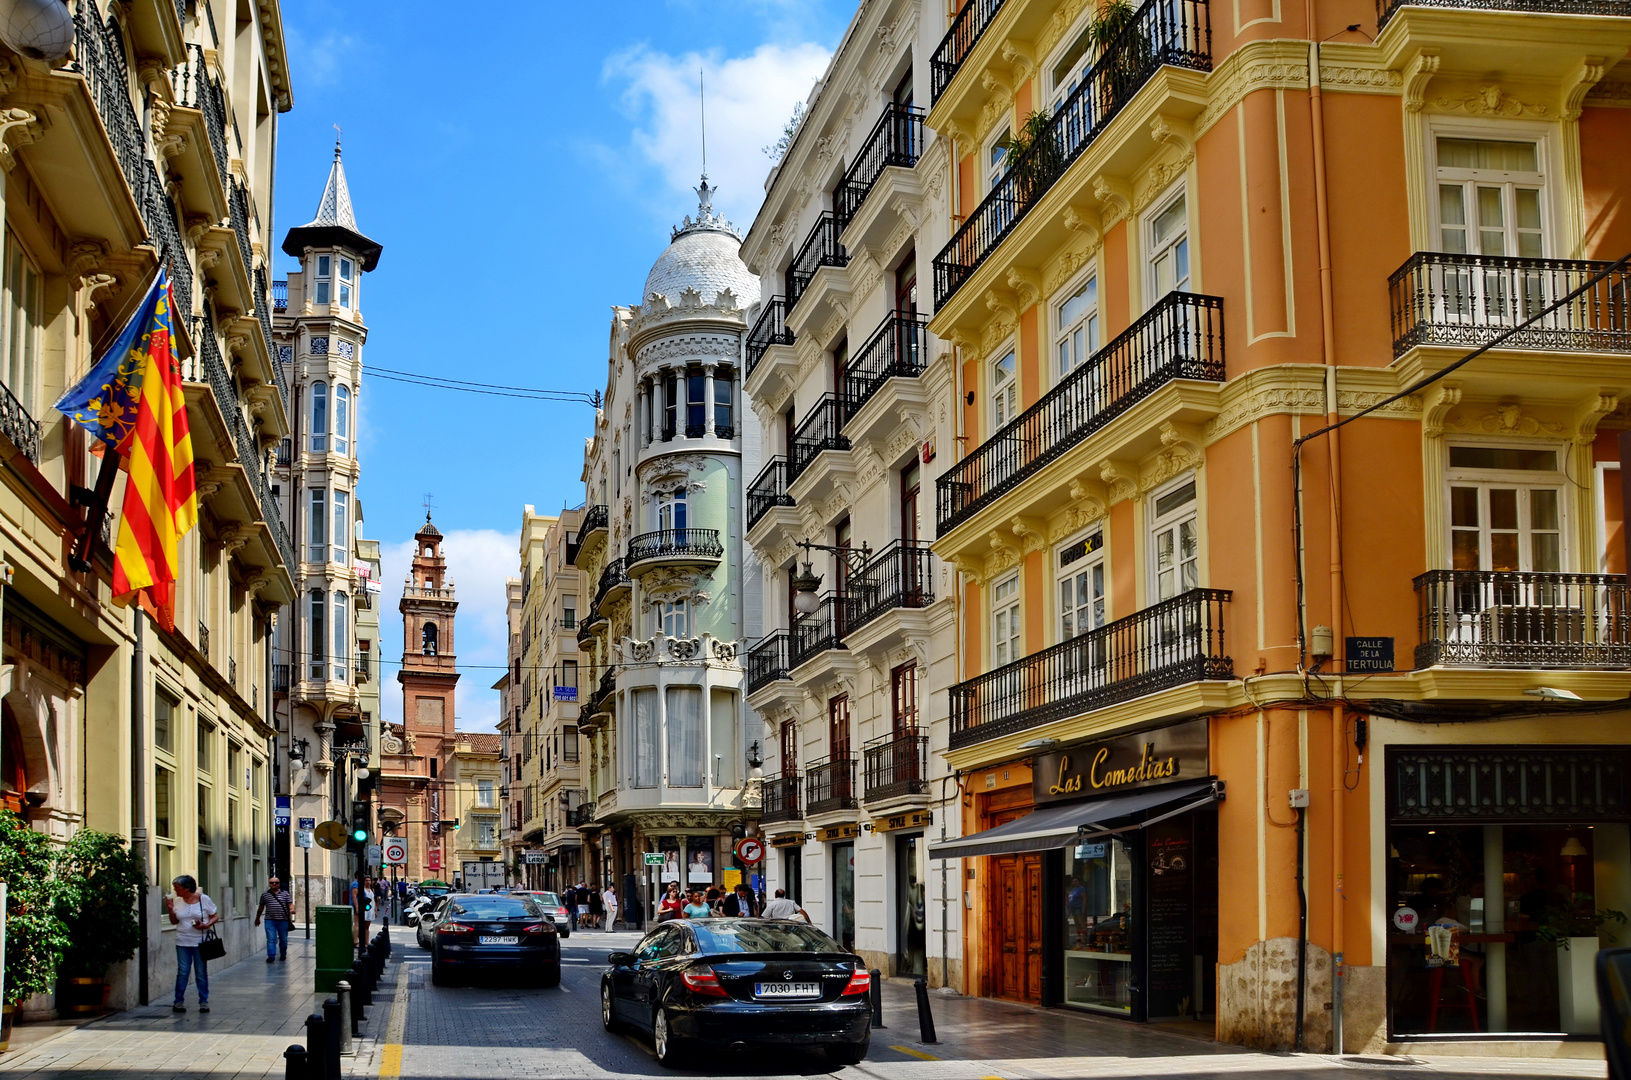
left=315, top=904, right=354, bottom=993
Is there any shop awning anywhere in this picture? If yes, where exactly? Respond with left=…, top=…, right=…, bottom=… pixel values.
left=928, top=779, right=1223, bottom=860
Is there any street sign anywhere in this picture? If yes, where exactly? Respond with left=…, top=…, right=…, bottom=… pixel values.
left=274, top=796, right=291, bottom=827
left=643, top=852, right=665, bottom=866
left=366, top=844, right=382, bottom=865
left=734, top=838, right=765, bottom=864
left=553, top=686, right=577, bottom=701
left=523, top=851, right=546, bottom=865
left=314, top=820, right=348, bottom=850
left=295, top=830, right=314, bottom=849
left=1346, top=636, right=1395, bottom=672
left=383, top=839, right=407, bottom=865
left=298, top=817, right=316, bottom=830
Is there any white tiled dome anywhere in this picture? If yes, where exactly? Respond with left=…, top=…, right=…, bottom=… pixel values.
left=643, top=178, right=758, bottom=306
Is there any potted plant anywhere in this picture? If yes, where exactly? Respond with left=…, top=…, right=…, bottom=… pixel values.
left=0, top=811, right=68, bottom=1048
left=1538, top=891, right=1627, bottom=1034
left=53, top=829, right=144, bottom=1015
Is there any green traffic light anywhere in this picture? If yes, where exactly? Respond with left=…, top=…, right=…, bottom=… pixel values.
left=352, top=828, right=368, bottom=843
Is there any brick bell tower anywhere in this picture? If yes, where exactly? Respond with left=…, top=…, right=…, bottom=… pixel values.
left=398, top=513, right=458, bottom=876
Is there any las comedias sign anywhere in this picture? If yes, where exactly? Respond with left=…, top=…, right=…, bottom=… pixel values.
left=1032, top=719, right=1210, bottom=806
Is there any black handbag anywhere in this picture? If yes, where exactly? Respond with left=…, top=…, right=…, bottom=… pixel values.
left=198, top=927, right=226, bottom=962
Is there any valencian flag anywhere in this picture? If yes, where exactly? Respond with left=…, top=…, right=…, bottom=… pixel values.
left=54, top=270, right=197, bottom=627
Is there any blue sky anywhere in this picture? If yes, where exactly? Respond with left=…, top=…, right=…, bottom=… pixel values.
left=271, top=0, right=858, bottom=729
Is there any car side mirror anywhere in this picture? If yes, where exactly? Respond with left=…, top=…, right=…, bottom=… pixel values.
left=607, top=951, right=634, bottom=967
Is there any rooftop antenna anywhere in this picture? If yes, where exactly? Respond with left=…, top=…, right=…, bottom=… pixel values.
left=699, top=67, right=707, bottom=179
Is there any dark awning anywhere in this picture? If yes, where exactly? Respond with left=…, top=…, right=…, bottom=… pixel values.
left=928, top=779, right=1223, bottom=860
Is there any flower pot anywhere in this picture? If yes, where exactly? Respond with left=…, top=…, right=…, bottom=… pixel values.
left=1, top=1002, right=15, bottom=1052
left=56, top=977, right=107, bottom=1016
left=1558, top=936, right=1601, bottom=1034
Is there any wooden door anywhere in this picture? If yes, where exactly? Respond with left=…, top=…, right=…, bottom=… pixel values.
left=987, top=851, right=1044, bottom=1004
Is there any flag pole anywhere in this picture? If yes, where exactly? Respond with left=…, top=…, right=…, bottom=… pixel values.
left=68, top=447, right=120, bottom=573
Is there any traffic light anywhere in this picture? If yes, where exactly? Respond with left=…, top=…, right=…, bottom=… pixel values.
left=348, top=800, right=370, bottom=855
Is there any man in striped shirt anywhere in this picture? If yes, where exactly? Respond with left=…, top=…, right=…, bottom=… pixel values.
left=254, top=876, right=294, bottom=962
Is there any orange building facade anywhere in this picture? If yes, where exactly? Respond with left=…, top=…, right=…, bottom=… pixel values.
left=923, top=0, right=1631, bottom=1054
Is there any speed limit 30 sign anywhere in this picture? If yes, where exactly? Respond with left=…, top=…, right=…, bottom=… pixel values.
left=734, top=837, right=765, bottom=864
left=383, top=838, right=408, bottom=865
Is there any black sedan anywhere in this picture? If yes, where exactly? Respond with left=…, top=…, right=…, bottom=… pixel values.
left=601, top=918, right=870, bottom=1067
left=430, top=894, right=561, bottom=987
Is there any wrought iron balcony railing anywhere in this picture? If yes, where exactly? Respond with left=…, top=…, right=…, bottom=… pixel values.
left=747, top=631, right=793, bottom=693
left=747, top=458, right=795, bottom=530
left=848, top=541, right=936, bottom=635
left=746, top=297, right=794, bottom=378
left=864, top=730, right=929, bottom=802
left=272, top=663, right=289, bottom=694
left=593, top=558, right=628, bottom=612
left=760, top=772, right=803, bottom=824
left=198, top=621, right=210, bottom=658
left=843, top=312, right=931, bottom=422
left=1387, top=252, right=1631, bottom=357
left=356, top=653, right=371, bottom=682
left=931, top=0, right=1009, bottom=103
left=272, top=278, right=289, bottom=312
left=0, top=379, right=41, bottom=465
left=1377, top=0, right=1631, bottom=27
left=229, top=657, right=237, bottom=688
left=950, top=587, right=1232, bottom=749
left=626, top=528, right=723, bottom=565
left=788, top=394, right=851, bottom=485
left=566, top=806, right=592, bottom=828
left=229, top=180, right=254, bottom=284
left=172, top=44, right=229, bottom=179
left=807, top=755, right=858, bottom=815
left=938, top=291, right=1224, bottom=533
left=933, top=0, right=1213, bottom=308
left=786, top=213, right=848, bottom=311
left=791, top=594, right=851, bottom=669
left=1414, top=570, right=1631, bottom=669
left=580, top=503, right=610, bottom=536
left=835, top=104, right=926, bottom=229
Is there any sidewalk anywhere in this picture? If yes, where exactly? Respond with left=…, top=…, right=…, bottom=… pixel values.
left=0, top=926, right=397, bottom=1079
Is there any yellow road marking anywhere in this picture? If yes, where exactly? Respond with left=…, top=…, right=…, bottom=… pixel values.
left=890, top=1045, right=941, bottom=1061
left=379, top=1044, right=403, bottom=1076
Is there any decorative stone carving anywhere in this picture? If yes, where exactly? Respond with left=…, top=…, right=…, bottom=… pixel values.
left=1100, top=459, right=1139, bottom=504
left=1402, top=49, right=1442, bottom=113
left=1446, top=402, right=1566, bottom=438
left=711, top=638, right=738, bottom=663
left=0, top=107, right=43, bottom=171
left=668, top=637, right=701, bottom=661
left=1432, top=84, right=1550, bottom=118
left=1574, top=392, right=1621, bottom=446
left=1422, top=382, right=1462, bottom=438
left=1006, top=267, right=1042, bottom=310
left=1093, top=175, right=1133, bottom=227
left=1563, top=57, right=1609, bottom=120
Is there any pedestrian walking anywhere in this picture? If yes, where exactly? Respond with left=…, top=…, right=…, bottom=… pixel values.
left=587, top=885, right=603, bottom=929
left=577, top=882, right=591, bottom=928
left=658, top=881, right=684, bottom=922
left=721, top=883, right=759, bottom=917
left=164, top=874, right=218, bottom=1012
left=351, top=871, right=374, bottom=950
left=761, top=888, right=810, bottom=922
left=602, top=883, right=618, bottom=932
left=253, top=874, right=293, bottom=962
left=681, top=891, right=712, bottom=920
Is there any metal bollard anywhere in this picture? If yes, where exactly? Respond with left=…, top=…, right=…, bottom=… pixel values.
left=322, top=996, right=343, bottom=1079
left=352, top=963, right=371, bottom=1008
left=335, top=982, right=354, bottom=1056
left=913, top=977, right=938, bottom=1044
left=869, top=968, right=885, bottom=1028
left=304, top=1013, right=326, bottom=1080
left=283, top=1043, right=308, bottom=1080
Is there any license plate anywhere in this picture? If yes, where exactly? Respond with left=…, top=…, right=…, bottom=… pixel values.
left=479, top=935, right=518, bottom=945
left=755, top=982, right=821, bottom=999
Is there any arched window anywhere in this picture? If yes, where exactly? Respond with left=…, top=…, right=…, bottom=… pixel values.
left=334, top=384, right=350, bottom=455
left=333, top=592, right=349, bottom=681
left=309, top=589, right=325, bottom=681
left=422, top=621, right=438, bottom=656
left=311, top=382, right=328, bottom=452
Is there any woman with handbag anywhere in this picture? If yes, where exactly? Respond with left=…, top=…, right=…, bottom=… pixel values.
left=657, top=881, right=684, bottom=922
left=164, top=874, right=220, bottom=1013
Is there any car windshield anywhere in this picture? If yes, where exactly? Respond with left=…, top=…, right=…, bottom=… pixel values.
left=689, top=921, right=846, bottom=955
left=447, top=897, right=541, bottom=919
left=529, top=892, right=560, bottom=906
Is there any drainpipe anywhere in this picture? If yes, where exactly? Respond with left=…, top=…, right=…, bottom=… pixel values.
left=133, top=614, right=149, bottom=1006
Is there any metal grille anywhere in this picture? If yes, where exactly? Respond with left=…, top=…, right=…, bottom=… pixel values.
left=761, top=773, right=802, bottom=824
left=746, top=298, right=793, bottom=377
left=747, top=458, right=795, bottom=530
left=930, top=0, right=1010, bottom=103
left=1378, top=0, right=1631, bottom=26
left=747, top=631, right=792, bottom=693
left=791, top=594, right=851, bottom=669
left=786, top=214, right=848, bottom=310
left=863, top=730, right=928, bottom=802
left=1415, top=569, right=1631, bottom=669
left=593, top=558, right=627, bottom=613
left=171, top=44, right=229, bottom=178
left=847, top=541, right=935, bottom=634
left=835, top=104, right=925, bottom=229
left=1389, top=748, right=1631, bottom=822
left=788, top=394, right=850, bottom=484
left=626, top=528, right=722, bottom=564
left=843, top=312, right=930, bottom=422
left=807, top=756, right=858, bottom=815
left=0, top=379, right=41, bottom=465
left=580, top=504, right=609, bottom=535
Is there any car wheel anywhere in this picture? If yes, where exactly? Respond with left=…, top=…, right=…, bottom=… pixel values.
left=826, top=1038, right=869, bottom=1067
left=652, top=1007, right=688, bottom=1067
left=538, top=961, right=561, bottom=989
left=601, top=982, right=620, bottom=1031
left=560, top=926, right=570, bottom=939
left=431, top=960, right=450, bottom=986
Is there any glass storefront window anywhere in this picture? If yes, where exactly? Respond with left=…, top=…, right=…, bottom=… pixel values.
left=895, top=834, right=926, bottom=977
left=1062, top=835, right=1135, bottom=1013
left=833, top=841, right=855, bottom=952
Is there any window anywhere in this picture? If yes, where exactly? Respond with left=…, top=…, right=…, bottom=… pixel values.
left=1435, top=136, right=1544, bottom=257
left=1150, top=478, right=1199, bottom=601
left=714, top=377, right=733, bottom=434
left=310, top=382, right=328, bottom=452
left=2, top=235, right=41, bottom=413
left=333, top=592, right=348, bottom=681
left=1149, top=193, right=1190, bottom=299
left=476, top=820, right=496, bottom=848
left=309, top=591, right=325, bottom=679
left=197, top=719, right=213, bottom=773
left=710, top=689, right=735, bottom=786
left=421, top=621, right=438, bottom=656
left=315, top=255, right=331, bottom=304
left=477, top=779, right=495, bottom=808
left=334, top=385, right=350, bottom=456
left=656, top=489, right=688, bottom=532
left=828, top=694, right=851, bottom=758
left=1047, top=20, right=1093, bottom=113
left=1056, top=276, right=1099, bottom=379
left=891, top=663, right=918, bottom=732
left=655, top=598, right=690, bottom=638
left=562, top=659, right=578, bottom=690
left=779, top=718, right=797, bottom=773
left=901, top=461, right=920, bottom=544
left=339, top=257, right=355, bottom=307
left=333, top=490, right=348, bottom=565
left=987, top=126, right=1010, bottom=192
left=1059, top=531, right=1107, bottom=638
left=992, top=574, right=1021, bottom=666
left=687, top=371, right=705, bottom=436
left=308, top=489, right=326, bottom=562
left=991, top=350, right=1017, bottom=431
left=228, top=742, right=241, bottom=788
left=662, top=373, right=678, bottom=439
left=155, top=765, right=173, bottom=838
left=666, top=686, right=704, bottom=786
left=154, top=688, right=176, bottom=752
left=1447, top=444, right=1564, bottom=572
left=632, top=688, right=659, bottom=788
left=564, top=726, right=579, bottom=763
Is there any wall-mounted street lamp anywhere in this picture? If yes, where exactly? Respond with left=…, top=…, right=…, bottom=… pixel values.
left=747, top=741, right=764, bottom=771
left=289, top=737, right=310, bottom=765
left=790, top=540, right=871, bottom=617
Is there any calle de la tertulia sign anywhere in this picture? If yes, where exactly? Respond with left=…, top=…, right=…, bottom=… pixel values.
left=1031, top=718, right=1210, bottom=806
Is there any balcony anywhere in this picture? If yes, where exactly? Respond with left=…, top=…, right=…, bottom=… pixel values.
left=273, top=664, right=290, bottom=694
left=791, top=594, right=850, bottom=670
left=847, top=541, right=936, bottom=636
left=1387, top=252, right=1631, bottom=358
left=937, top=291, right=1224, bottom=535
left=835, top=103, right=925, bottom=231
left=747, top=458, right=796, bottom=532
left=1414, top=570, right=1631, bottom=669
left=272, top=279, right=289, bottom=313
left=566, top=806, right=592, bottom=828
left=746, top=298, right=795, bottom=378
left=165, top=44, right=231, bottom=222
left=786, top=212, right=849, bottom=324
left=931, top=0, right=1009, bottom=103
left=594, top=557, right=629, bottom=613
left=806, top=756, right=858, bottom=816
left=863, top=730, right=929, bottom=803
left=760, top=773, right=803, bottom=825
left=0, top=380, right=42, bottom=465
left=932, top=0, right=1213, bottom=309
left=197, top=621, right=210, bottom=659
left=574, top=504, right=610, bottom=570
left=747, top=631, right=793, bottom=693
left=625, top=529, right=723, bottom=576
left=788, top=394, right=851, bottom=487
left=842, top=312, right=931, bottom=454
left=356, top=653, right=372, bottom=683
left=950, top=587, right=1232, bottom=750
left=1378, top=0, right=1631, bottom=26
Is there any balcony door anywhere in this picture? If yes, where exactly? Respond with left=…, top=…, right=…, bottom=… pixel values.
left=1432, top=134, right=1548, bottom=327
left=656, top=490, right=687, bottom=533
left=1148, top=477, right=1200, bottom=668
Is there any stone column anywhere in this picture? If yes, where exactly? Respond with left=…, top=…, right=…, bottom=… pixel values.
left=637, top=379, right=649, bottom=447
left=703, top=364, right=716, bottom=435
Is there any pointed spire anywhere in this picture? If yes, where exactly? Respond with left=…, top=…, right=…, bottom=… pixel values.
left=670, top=173, right=739, bottom=242
left=306, top=142, right=361, bottom=232
left=281, top=136, right=384, bottom=271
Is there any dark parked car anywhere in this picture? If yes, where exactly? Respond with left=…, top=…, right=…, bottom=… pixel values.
left=431, top=894, right=561, bottom=987
left=513, top=891, right=571, bottom=937
left=415, top=895, right=451, bottom=950
left=601, top=918, right=870, bottom=1067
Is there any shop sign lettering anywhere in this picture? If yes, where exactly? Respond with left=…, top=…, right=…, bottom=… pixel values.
left=817, top=824, right=860, bottom=842
left=872, top=810, right=932, bottom=833
left=1032, top=719, right=1209, bottom=806
left=769, top=832, right=804, bottom=848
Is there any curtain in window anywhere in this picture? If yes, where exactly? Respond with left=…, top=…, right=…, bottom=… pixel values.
left=666, top=686, right=704, bottom=787
left=710, top=689, right=736, bottom=787
left=633, top=689, right=659, bottom=788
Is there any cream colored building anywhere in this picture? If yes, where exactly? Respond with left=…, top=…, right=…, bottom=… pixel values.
left=0, top=0, right=296, bottom=1010
left=451, top=730, right=502, bottom=884
left=739, top=0, right=960, bottom=986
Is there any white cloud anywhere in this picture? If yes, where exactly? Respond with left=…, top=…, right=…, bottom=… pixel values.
left=377, top=527, right=518, bottom=732
left=603, top=41, right=831, bottom=227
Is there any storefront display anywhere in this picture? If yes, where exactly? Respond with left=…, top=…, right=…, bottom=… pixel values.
left=895, top=833, right=927, bottom=977
left=1063, top=837, right=1134, bottom=1012
left=833, top=841, right=855, bottom=951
